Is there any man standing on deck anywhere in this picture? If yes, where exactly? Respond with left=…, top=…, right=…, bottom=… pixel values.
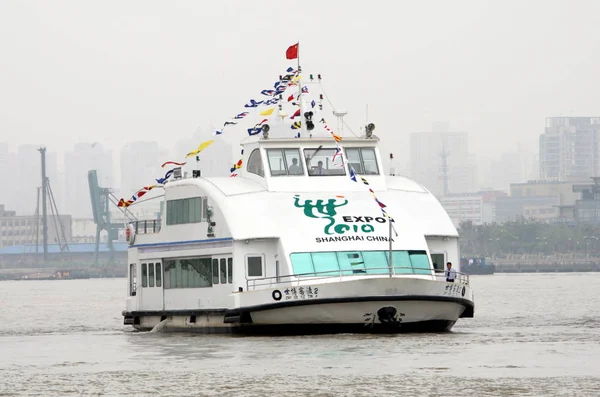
left=445, top=262, right=456, bottom=282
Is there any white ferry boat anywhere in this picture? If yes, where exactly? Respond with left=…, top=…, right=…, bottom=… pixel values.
left=121, top=63, right=474, bottom=335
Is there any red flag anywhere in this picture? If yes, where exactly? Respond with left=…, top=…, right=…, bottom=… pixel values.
left=286, top=43, right=299, bottom=60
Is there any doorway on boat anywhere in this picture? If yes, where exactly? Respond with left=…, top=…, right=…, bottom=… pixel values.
left=211, top=256, right=234, bottom=285
left=140, top=261, right=164, bottom=310
left=430, top=253, right=445, bottom=276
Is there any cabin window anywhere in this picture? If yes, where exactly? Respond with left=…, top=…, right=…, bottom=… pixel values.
left=166, top=197, right=203, bottom=225
left=227, top=258, right=233, bottom=283
left=155, top=263, right=162, bottom=287
left=148, top=263, right=155, bottom=287
left=220, top=258, right=227, bottom=284
left=141, top=263, right=148, bottom=287
left=289, top=250, right=432, bottom=276
left=246, top=255, right=263, bottom=277
left=212, top=258, right=219, bottom=284
left=163, top=258, right=213, bottom=288
left=304, top=148, right=346, bottom=176
left=201, top=197, right=208, bottom=221
left=129, top=263, right=137, bottom=296
left=345, top=148, right=379, bottom=175
left=247, top=149, right=264, bottom=177
left=267, top=148, right=304, bottom=176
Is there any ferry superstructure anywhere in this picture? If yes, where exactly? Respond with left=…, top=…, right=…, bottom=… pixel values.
left=121, top=49, right=474, bottom=334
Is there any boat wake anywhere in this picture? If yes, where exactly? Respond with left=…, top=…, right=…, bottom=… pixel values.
left=149, top=319, right=169, bottom=333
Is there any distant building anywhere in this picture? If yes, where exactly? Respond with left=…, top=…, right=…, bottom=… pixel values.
left=510, top=180, right=582, bottom=205
left=570, top=177, right=600, bottom=222
left=120, top=141, right=163, bottom=203
left=0, top=143, right=12, bottom=207
left=440, top=190, right=507, bottom=226
left=495, top=195, right=560, bottom=223
left=64, top=143, right=114, bottom=218
left=71, top=218, right=97, bottom=243
left=539, top=117, right=600, bottom=181
left=0, top=204, right=72, bottom=248
left=484, top=179, right=594, bottom=223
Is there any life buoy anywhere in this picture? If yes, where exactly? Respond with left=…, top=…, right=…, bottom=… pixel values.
left=126, top=223, right=136, bottom=245
left=272, top=289, right=282, bottom=301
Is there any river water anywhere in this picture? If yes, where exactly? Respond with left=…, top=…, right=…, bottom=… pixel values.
left=0, top=273, right=598, bottom=396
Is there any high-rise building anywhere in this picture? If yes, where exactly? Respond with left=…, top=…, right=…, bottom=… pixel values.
left=0, top=143, right=13, bottom=207
left=174, top=131, right=233, bottom=178
left=410, top=125, right=476, bottom=196
left=64, top=143, right=114, bottom=218
left=120, top=141, right=162, bottom=199
left=539, top=117, right=600, bottom=181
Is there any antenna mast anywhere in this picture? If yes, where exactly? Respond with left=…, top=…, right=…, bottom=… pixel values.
left=297, top=42, right=306, bottom=138
left=439, top=145, right=450, bottom=196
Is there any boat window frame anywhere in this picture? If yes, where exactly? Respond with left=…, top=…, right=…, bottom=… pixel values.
left=289, top=249, right=433, bottom=276
left=141, top=263, right=148, bottom=287
left=303, top=147, right=346, bottom=176
left=247, top=148, right=265, bottom=177
left=430, top=252, right=446, bottom=274
left=129, top=263, right=137, bottom=296
left=245, top=254, right=265, bottom=279
left=266, top=148, right=305, bottom=177
left=155, top=263, right=162, bottom=287
left=344, top=147, right=380, bottom=176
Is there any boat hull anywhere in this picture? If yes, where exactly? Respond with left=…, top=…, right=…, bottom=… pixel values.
left=123, top=295, right=472, bottom=335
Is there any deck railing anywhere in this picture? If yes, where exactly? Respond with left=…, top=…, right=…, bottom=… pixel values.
left=133, top=219, right=161, bottom=235
left=246, top=266, right=469, bottom=291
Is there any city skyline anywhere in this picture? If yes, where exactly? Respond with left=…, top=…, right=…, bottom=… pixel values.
left=3, top=2, right=600, bottom=167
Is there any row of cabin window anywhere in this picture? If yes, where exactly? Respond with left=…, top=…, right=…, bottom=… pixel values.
left=166, top=197, right=207, bottom=226
left=136, top=256, right=264, bottom=289
left=289, top=250, right=432, bottom=276
left=247, top=147, right=379, bottom=177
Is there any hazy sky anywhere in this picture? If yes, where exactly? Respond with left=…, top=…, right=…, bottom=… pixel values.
left=1, top=0, right=600, bottom=163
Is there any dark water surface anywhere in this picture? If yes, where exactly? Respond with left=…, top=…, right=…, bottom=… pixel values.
left=0, top=274, right=598, bottom=396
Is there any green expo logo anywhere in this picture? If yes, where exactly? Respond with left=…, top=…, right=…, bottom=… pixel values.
left=293, top=195, right=388, bottom=235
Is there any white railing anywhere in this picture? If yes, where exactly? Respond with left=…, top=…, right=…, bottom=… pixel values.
left=246, top=266, right=469, bottom=291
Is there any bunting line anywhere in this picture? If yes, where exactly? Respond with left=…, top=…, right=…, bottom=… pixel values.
left=117, top=46, right=312, bottom=208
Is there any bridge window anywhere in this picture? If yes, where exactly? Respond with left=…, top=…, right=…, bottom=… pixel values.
left=304, top=148, right=346, bottom=176
left=267, top=148, right=304, bottom=176
left=345, top=148, right=379, bottom=175
left=247, top=149, right=264, bottom=177
left=290, top=250, right=431, bottom=276
left=166, top=197, right=203, bottom=225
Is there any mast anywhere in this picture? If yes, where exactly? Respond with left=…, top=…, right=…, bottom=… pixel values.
left=35, top=187, right=40, bottom=259
left=297, top=41, right=306, bottom=138
left=388, top=219, right=394, bottom=277
left=38, top=147, right=48, bottom=262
